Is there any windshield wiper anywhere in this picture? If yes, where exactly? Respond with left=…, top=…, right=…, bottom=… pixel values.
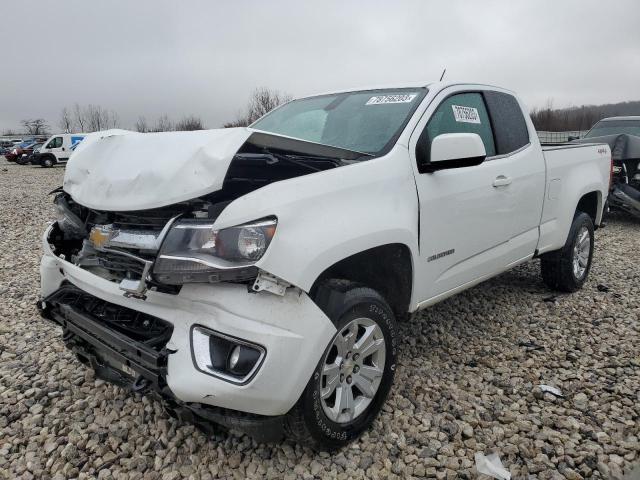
left=265, top=152, right=325, bottom=172
left=236, top=152, right=324, bottom=172
left=237, top=151, right=345, bottom=172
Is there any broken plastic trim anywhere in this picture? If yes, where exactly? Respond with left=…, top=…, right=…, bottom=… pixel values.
left=252, top=271, right=291, bottom=296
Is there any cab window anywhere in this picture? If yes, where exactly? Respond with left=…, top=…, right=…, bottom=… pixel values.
left=483, top=91, right=530, bottom=154
left=421, top=92, right=496, bottom=160
left=47, top=137, right=63, bottom=148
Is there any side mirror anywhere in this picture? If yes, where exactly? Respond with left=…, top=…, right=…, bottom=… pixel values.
left=418, top=133, right=486, bottom=173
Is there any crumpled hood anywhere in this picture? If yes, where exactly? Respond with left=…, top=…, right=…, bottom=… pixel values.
left=63, top=128, right=252, bottom=211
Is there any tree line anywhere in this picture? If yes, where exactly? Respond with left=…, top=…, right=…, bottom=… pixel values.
left=530, top=99, right=640, bottom=132
left=10, top=90, right=638, bottom=137
left=2, top=87, right=291, bottom=137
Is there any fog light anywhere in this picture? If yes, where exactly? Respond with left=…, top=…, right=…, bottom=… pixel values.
left=229, top=345, right=241, bottom=370
left=227, top=344, right=262, bottom=376
left=191, top=326, right=265, bottom=384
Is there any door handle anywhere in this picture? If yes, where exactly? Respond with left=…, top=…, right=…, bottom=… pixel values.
left=493, top=175, right=512, bottom=187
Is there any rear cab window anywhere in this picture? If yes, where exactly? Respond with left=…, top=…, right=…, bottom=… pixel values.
left=483, top=91, right=530, bottom=155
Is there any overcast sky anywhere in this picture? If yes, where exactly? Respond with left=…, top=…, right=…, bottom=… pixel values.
left=2, top=0, right=639, bottom=132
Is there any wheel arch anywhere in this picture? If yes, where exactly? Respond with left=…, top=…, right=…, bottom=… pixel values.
left=309, top=243, right=414, bottom=318
left=575, top=190, right=602, bottom=227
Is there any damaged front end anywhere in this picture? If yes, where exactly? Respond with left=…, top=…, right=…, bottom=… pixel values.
left=39, top=131, right=349, bottom=441
left=50, top=191, right=284, bottom=298
left=50, top=131, right=357, bottom=298
left=38, top=284, right=286, bottom=442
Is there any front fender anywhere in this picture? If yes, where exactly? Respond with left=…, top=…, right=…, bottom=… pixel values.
left=213, top=147, right=420, bottom=293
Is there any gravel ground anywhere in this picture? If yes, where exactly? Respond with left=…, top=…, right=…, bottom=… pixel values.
left=0, top=158, right=639, bottom=480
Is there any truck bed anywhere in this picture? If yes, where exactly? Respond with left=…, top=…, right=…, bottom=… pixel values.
left=536, top=141, right=611, bottom=255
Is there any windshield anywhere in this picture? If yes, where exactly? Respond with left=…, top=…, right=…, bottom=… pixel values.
left=251, top=88, right=427, bottom=155
left=585, top=119, right=640, bottom=138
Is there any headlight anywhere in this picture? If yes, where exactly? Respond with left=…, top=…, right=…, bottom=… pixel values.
left=54, top=194, right=86, bottom=239
left=153, top=217, right=277, bottom=285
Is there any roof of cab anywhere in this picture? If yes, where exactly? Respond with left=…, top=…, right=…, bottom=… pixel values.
left=294, top=81, right=514, bottom=99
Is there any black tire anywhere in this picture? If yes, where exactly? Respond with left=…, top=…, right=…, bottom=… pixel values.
left=284, top=281, right=398, bottom=451
left=541, top=211, right=594, bottom=292
left=602, top=197, right=610, bottom=221
left=41, top=155, right=55, bottom=168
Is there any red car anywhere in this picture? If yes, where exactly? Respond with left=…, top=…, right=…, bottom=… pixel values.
left=4, top=140, right=37, bottom=162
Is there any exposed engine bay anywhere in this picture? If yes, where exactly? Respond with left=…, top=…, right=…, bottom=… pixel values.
left=49, top=134, right=356, bottom=297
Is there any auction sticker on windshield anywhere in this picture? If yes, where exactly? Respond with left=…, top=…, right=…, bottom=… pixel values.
left=452, top=105, right=481, bottom=124
left=366, top=94, right=417, bottom=105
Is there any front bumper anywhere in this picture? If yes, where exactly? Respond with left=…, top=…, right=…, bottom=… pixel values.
left=40, top=225, right=336, bottom=417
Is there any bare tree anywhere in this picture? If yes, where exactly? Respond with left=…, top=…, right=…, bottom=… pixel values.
left=247, top=87, right=292, bottom=124
left=135, top=116, right=149, bottom=133
left=84, top=104, right=119, bottom=131
left=73, top=103, right=87, bottom=132
left=2, top=128, right=18, bottom=136
left=153, top=115, right=174, bottom=132
left=109, top=110, right=120, bottom=129
left=59, top=108, right=74, bottom=133
left=224, top=87, right=292, bottom=127
left=21, top=119, right=49, bottom=135
left=223, top=118, right=249, bottom=128
left=86, top=104, right=105, bottom=131
left=175, top=115, right=204, bottom=131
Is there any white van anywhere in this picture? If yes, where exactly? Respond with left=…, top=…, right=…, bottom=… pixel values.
left=38, top=133, right=87, bottom=167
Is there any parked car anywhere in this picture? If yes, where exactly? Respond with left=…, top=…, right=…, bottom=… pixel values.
left=36, top=133, right=86, bottom=167
left=4, top=139, right=37, bottom=162
left=39, top=82, right=611, bottom=449
left=17, top=143, right=43, bottom=165
left=572, top=116, right=640, bottom=218
left=0, top=139, right=22, bottom=153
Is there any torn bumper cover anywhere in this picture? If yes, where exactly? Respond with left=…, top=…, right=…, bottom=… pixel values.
left=40, top=226, right=336, bottom=439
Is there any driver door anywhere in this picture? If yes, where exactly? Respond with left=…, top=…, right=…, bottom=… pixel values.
left=410, top=90, right=515, bottom=304
left=45, top=136, right=64, bottom=159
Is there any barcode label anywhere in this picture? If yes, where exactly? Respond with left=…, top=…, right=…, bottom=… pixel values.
left=366, top=94, right=417, bottom=105
left=452, top=105, right=481, bottom=124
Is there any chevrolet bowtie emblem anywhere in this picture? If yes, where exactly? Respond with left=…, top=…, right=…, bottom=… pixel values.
left=89, top=225, right=116, bottom=249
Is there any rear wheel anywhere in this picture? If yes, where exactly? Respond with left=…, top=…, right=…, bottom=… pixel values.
left=541, top=211, right=594, bottom=292
left=284, top=282, right=397, bottom=450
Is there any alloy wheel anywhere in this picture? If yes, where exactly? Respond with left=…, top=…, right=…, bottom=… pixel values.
left=320, top=317, right=386, bottom=424
left=572, top=225, right=591, bottom=279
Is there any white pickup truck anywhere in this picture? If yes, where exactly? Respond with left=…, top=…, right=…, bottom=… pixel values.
left=39, top=82, right=611, bottom=449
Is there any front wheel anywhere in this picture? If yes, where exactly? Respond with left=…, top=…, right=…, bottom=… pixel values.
left=541, top=211, right=594, bottom=292
left=41, top=155, right=55, bottom=167
left=284, top=283, right=397, bottom=450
